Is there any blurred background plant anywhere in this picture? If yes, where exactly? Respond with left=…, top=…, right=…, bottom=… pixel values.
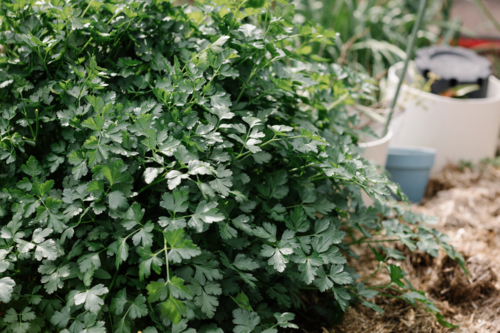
left=465, top=0, right=500, bottom=76
left=293, top=0, right=474, bottom=104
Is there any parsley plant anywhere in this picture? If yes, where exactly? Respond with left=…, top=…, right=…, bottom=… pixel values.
left=0, top=0, right=463, bottom=332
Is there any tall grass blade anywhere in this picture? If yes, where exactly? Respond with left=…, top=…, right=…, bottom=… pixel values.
left=384, top=0, right=429, bottom=136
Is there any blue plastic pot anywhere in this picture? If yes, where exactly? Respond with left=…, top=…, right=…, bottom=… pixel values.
left=386, top=147, right=436, bottom=203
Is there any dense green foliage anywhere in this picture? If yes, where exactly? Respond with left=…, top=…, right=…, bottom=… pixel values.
left=0, top=0, right=464, bottom=332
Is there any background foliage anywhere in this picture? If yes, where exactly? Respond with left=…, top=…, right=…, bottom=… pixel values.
left=0, top=0, right=463, bottom=332
left=295, top=0, right=465, bottom=101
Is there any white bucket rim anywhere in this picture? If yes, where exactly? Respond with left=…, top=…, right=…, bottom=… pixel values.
left=388, top=145, right=437, bottom=155
left=389, top=62, right=500, bottom=105
left=358, top=128, right=393, bottom=148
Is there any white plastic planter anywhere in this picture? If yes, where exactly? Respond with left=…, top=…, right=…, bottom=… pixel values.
left=359, top=128, right=393, bottom=168
left=386, top=62, right=500, bottom=175
left=358, top=125, right=393, bottom=206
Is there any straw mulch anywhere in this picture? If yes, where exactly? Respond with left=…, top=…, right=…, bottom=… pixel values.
left=297, top=164, right=500, bottom=333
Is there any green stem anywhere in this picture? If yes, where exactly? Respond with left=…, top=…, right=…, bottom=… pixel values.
left=234, top=151, right=251, bottom=161
left=363, top=262, right=381, bottom=283
left=55, top=23, right=70, bottom=74
left=310, top=175, right=331, bottom=182
left=383, top=0, right=429, bottom=136
left=363, top=238, right=400, bottom=244
left=327, top=92, right=350, bottom=111
left=363, top=263, right=384, bottom=283
left=472, top=0, right=500, bottom=34
left=20, top=93, right=36, bottom=141
left=77, top=37, right=93, bottom=56
left=81, top=0, right=95, bottom=18
left=387, top=285, right=405, bottom=293
left=366, top=283, right=392, bottom=290
left=108, top=269, right=120, bottom=293
left=34, top=109, right=39, bottom=140
left=106, top=12, right=119, bottom=25
left=164, top=237, right=170, bottom=282
left=70, top=207, right=92, bottom=229
left=230, top=0, right=248, bottom=30
left=290, top=162, right=318, bottom=172
left=235, top=66, right=256, bottom=104
left=262, top=1, right=272, bottom=40
left=346, top=238, right=400, bottom=246
left=260, top=135, right=277, bottom=148
left=137, top=172, right=168, bottom=194
left=36, top=48, right=51, bottom=78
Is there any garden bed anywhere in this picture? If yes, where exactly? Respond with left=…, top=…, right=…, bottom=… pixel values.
left=293, top=163, right=500, bottom=333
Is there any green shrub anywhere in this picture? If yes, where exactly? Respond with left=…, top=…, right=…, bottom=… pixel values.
left=0, top=0, right=463, bottom=332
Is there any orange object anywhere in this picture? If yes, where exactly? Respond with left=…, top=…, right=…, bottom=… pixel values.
left=439, top=89, right=455, bottom=97
left=458, top=37, right=500, bottom=53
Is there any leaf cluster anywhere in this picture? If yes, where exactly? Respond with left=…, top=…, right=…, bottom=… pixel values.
left=0, top=0, right=463, bottom=332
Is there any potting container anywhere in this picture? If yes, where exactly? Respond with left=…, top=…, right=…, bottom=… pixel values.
left=358, top=127, right=393, bottom=168
left=386, top=61, right=500, bottom=175
left=358, top=125, right=393, bottom=206
left=386, top=147, right=436, bottom=203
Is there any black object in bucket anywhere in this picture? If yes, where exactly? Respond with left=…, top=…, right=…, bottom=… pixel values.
left=415, top=46, right=491, bottom=98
